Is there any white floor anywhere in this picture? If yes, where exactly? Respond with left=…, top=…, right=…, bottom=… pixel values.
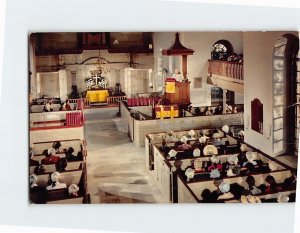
left=84, top=107, right=166, bottom=203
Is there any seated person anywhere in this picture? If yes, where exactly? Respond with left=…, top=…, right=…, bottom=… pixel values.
left=193, top=107, right=200, bottom=116
left=245, top=175, right=261, bottom=195
left=227, top=53, right=237, bottom=62
left=29, top=174, right=47, bottom=204
left=52, top=141, right=62, bottom=153
left=43, top=100, right=54, bottom=112
left=225, top=104, right=233, bottom=113
left=178, top=140, right=193, bottom=150
left=160, top=139, right=170, bottom=154
left=217, top=182, right=234, bottom=200
left=55, top=157, right=68, bottom=172
left=207, top=155, right=222, bottom=171
left=241, top=194, right=261, bottom=203
left=41, top=148, right=60, bottom=165
left=282, top=171, right=297, bottom=190
left=29, top=147, right=39, bottom=167
left=230, top=183, right=245, bottom=200
left=46, top=171, right=67, bottom=190
left=214, top=105, right=223, bottom=115
left=237, top=151, right=248, bottom=166
left=212, top=138, right=226, bottom=147
left=201, top=189, right=218, bottom=203
left=61, top=99, right=72, bottom=111
left=65, top=147, right=82, bottom=161
left=68, top=184, right=80, bottom=197
left=232, top=106, right=238, bottom=114
left=265, top=175, right=282, bottom=193
left=205, top=107, right=213, bottom=116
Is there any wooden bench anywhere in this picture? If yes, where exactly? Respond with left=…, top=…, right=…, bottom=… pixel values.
left=30, top=161, right=83, bottom=174
left=178, top=169, right=293, bottom=203
left=35, top=169, right=83, bottom=187
left=32, top=139, right=83, bottom=155
left=151, top=140, right=288, bottom=203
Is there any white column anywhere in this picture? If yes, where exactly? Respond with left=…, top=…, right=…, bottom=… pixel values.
left=59, top=70, right=68, bottom=101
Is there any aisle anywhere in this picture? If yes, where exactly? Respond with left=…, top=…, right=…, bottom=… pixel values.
left=84, top=107, right=166, bottom=203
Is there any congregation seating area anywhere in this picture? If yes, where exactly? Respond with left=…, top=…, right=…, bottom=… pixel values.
left=121, top=101, right=244, bottom=147
left=145, top=126, right=297, bottom=203
left=30, top=98, right=83, bottom=113
left=29, top=139, right=89, bottom=204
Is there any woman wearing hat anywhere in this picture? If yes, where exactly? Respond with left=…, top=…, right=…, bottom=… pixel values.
left=41, top=148, right=60, bottom=165
left=46, top=172, right=67, bottom=190
left=217, top=182, right=234, bottom=200
left=265, top=175, right=282, bottom=193
left=241, top=194, right=261, bottom=203
left=29, top=174, right=47, bottom=204
left=208, top=155, right=222, bottom=172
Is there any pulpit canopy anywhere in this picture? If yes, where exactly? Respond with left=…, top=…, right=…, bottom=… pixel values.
left=162, top=32, right=194, bottom=56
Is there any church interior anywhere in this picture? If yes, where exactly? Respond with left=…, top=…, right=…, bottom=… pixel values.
left=28, top=31, right=299, bottom=204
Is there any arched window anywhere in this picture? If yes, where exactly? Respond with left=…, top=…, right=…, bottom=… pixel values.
left=272, top=34, right=299, bottom=155
left=211, top=40, right=234, bottom=61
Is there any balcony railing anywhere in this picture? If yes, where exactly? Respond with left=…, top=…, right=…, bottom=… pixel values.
left=208, top=60, right=243, bottom=81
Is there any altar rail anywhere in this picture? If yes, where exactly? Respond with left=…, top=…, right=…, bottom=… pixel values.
left=107, top=96, right=127, bottom=106
left=208, top=60, right=243, bottom=80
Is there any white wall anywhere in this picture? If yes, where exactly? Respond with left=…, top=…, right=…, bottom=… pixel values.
left=243, top=31, right=298, bottom=156
left=153, top=32, right=243, bottom=106
left=182, top=32, right=243, bottom=106
left=37, top=49, right=154, bottom=95
left=39, top=72, right=60, bottom=98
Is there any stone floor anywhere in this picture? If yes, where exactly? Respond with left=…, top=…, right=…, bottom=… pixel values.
left=84, top=107, right=166, bottom=204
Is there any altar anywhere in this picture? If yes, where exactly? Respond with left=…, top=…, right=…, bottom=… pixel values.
left=86, top=89, right=109, bottom=103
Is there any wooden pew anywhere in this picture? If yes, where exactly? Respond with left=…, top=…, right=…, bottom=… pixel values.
left=30, top=161, right=83, bottom=174
left=35, top=169, right=83, bottom=187
left=32, top=139, right=83, bottom=155
left=178, top=169, right=293, bottom=203
left=152, top=141, right=288, bottom=203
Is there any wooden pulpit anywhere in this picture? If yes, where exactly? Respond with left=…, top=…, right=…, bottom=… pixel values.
left=165, top=81, right=190, bottom=105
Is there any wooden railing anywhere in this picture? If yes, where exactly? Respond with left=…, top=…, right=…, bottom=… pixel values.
left=83, top=98, right=90, bottom=108
left=107, top=96, right=127, bottom=106
left=68, top=98, right=84, bottom=110
left=208, top=60, right=243, bottom=81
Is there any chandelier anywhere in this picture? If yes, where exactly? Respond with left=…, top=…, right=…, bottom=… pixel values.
left=95, top=50, right=110, bottom=76
left=85, top=50, right=110, bottom=90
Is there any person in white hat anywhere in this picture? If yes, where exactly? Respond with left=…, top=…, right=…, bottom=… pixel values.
left=277, top=193, right=289, bottom=203
left=268, top=160, right=278, bottom=171
left=193, top=148, right=201, bottom=157
left=188, top=129, right=196, bottom=139
left=217, top=182, right=234, bottom=200
left=199, top=136, right=207, bottom=144
left=222, top=125, right=230, bottom=134
left=208, top=155, right=222, bottom=171
left=68, top=184, right=80, bottom=197
left=29, top=174, right=38, bottom=189
left=227, top=154, right=239, bottom=165
left=46, top=171, right=67, bottom=190
left=241, top=195, right=261, bottom=203
left=245, top=151, right=257, bottom=166
left=29, top=174, right=48, bottom=204
left=168, top=149, right=177, bottom=159
left=203, top=145, right=218, bottom=156
left=210, top=169, right=221, bottom=178
left=185, top=168, right=195, bottom=182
